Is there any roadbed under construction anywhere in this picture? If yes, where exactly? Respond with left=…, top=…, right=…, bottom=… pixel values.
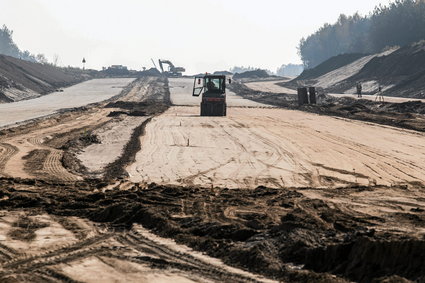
left=0, top=76, right=424, bottom=283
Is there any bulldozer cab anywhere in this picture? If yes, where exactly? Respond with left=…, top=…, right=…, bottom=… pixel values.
left=192, top=75, right=226, bottom=97
left=192, top=75, right=227, bottom=116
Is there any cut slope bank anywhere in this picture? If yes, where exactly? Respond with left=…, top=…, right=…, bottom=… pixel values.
left=289, top=42, right=425, bottom=98
left=0, top=55, right=90, bottom=103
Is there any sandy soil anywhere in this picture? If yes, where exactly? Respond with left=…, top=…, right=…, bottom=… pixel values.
left=313, top=48, right=398, bottom=89
left=0, top=178, right=423, bottom=282
left=0, top=108, right=114, bottom=180
left=0, top=78, right=135, bottom=127
left=74, top=77, right=163, bottom=176
left=245, top=80, right=296, bottom=94
left=77, top=116, right=150, bottom=175
left=0, top=207, right=272, bottom=283
left=127, top=105, right=425, bottom=188
left=1, top=76, right=425, bottom=282
left=0, top=77, right=169, bottom=181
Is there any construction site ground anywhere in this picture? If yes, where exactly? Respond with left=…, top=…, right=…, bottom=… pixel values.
left=0, top=76, right=424, bottom=282
left=246, top=79, right=425, bottom=103
left=0, top=78, right=135, bottom=128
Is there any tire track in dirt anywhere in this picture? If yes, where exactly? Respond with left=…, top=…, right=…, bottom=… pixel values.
left=128, top=105, right=425, bottom=188
left=0, top=218, right=273, bottom=283
left=1, top=75, right=153, bottom=180
left=0, top=143, right=18, bottom=175
left=1, top=233, right=114, bottom=269
left=1, top=178, right=424, bottom=282
left=0, top=109, right=114, bottom=181
left=249, top=110, right=425, bottom=186
left=228, top=120, right=300, bottom=187
left=118, top=226, right=271, bottom=283
left=43, top=149, right=80, bottom=181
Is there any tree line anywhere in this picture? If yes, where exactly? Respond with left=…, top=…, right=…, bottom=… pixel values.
left=0, top=25, right=49, bottom=63
left=298, top=0, right=425, bottom=68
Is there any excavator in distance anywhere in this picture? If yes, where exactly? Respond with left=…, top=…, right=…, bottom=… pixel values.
left=192, top=74, right=230, bottom=116
left=158, top=59, right=185, bottom=77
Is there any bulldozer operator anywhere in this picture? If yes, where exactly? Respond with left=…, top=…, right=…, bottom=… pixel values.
left=207, top=78, right=218, bottom=90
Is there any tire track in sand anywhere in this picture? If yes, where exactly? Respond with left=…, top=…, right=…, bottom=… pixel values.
left=42, top=149, right=80, bottom=181
left=0, top=143, right=18, bottom=175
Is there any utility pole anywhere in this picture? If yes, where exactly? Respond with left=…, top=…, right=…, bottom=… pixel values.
left=82, top=57, right=86, bottom=70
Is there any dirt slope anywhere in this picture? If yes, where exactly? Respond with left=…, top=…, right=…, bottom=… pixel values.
left=0, top=55, right=89, bottom=102
left=341, top=41, right=425, bottom=97
left=296, top=53, right=365, bottom=81
left=288, top=42, right=425, bottom=98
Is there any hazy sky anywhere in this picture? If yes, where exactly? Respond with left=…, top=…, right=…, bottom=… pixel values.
left=1, top=0, right=391, bottom=74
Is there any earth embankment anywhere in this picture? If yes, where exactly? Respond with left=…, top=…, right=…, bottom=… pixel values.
left=0, top=54, right=92, bottom=102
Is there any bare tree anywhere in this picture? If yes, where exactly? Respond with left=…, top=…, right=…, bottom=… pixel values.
left=36, top=54, right=48, bottom=64
left=52, top=54, right=59, bottom=66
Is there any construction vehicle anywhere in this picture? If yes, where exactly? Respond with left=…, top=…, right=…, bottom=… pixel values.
left=158, top=59, right=185, bottom=77
left=192, top=74, right=229, bottom=116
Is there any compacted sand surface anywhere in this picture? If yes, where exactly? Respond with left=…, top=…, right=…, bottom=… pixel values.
left=127, top=105, right=425, bottom=188
left=0, top=78, right=135, bottom=128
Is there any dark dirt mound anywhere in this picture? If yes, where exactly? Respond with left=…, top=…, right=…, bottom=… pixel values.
left=8, top=215, right=49, bottom=241
left=295, top=53, right=365, bottom=81
left=213, top=71, right=233, bottom=75
left=304, top=238, right=425, bottom=282
left=102, top=77, right=171, bottom=179
left=233, top=69, right=270, bottom=79
left=105, top=101, right=168, bottom=117
left=0, top=178, right=424, bottom=282
left=0, top=54, right=89, bottom=101
left=382, top=100, right=425, bottom=114
left=104, top=117, right=152, bottom=179
left=137, top=67, right=162, bottom=77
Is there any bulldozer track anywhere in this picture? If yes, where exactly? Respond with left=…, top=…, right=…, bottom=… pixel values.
left=1, top=233, right=114, bottom=272
left=0, top=225, right=270, bottom=283
left=0, top=143, right=17, bottom=174
left=42, top=149, right=80, bottom=181
left=118, top=228, right=265, bottom=283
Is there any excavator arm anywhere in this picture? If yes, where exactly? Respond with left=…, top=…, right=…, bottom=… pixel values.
left=157, top=59, right=185, bottom=77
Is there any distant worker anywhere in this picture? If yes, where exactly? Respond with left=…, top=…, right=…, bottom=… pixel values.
left=356, top=82, right=362, bottom=98
left=376, top=85, right=384, bottom=102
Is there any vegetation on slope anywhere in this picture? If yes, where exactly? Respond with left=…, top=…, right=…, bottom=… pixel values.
left=299, top=0, right=425, bottom=68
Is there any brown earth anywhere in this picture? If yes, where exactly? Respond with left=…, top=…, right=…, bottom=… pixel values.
left=1, top=76, right=425, bottom=282
left=0, top=178, right=423, bottom=282
left=0, top=76, right=169, bottom=182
